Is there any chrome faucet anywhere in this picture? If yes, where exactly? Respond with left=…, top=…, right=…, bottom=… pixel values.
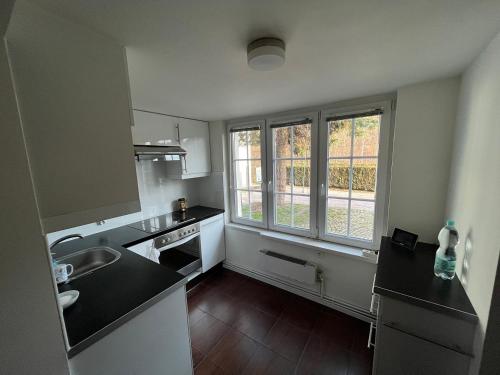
left=49, top=234, right=83, bottom=250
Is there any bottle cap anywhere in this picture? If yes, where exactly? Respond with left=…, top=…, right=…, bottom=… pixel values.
left=446, top=219, right=455, bottom=227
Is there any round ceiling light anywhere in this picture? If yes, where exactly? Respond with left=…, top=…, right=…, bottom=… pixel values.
left=247, top=37, right=285, bottom=71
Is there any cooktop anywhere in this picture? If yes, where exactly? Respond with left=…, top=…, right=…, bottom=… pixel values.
left=128, top=212, right=195, bottom=234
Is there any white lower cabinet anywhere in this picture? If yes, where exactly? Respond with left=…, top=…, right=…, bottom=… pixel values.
left=200, top=214, right=226, bottom=272
left=69, top=286, right=193, bottom=375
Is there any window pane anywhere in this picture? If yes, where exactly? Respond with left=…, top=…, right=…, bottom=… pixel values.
left=275, top=160, right=292, bottom=193
left=247, top=129, right=261, bottom=158
left=293, top=124, right=311, bottom=158
left=293, top=196, right=310, bottom=229
left=249, top=191, right=263, bottom=222
left=328, top=119, right=352, bottom=157
left=249, top=160, right=262, bottom=189
left=350, top=200, right=375, bottom=240
left=291, top=159, right=310, bottom=194
left=236, top=190, right=250, bottom=219
left=328, top=159, right=350, bottom=198
left=353, top=115, right=380, bottom=157
left=351, top=158, right=377, bottom=200
left=234, top=160, right=249, bottom=189
left=275, top=194, right=292, bottom=226
left=327, top=198, right=348, bottom=236
left=233, top=131, right=249, bottom=159
left=274, top=127, right=291, bottom=158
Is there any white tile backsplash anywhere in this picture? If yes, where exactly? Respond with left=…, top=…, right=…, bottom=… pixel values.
left=135, top=160, right=201, bottom=215
left=47, top=160, right=205, bottom=243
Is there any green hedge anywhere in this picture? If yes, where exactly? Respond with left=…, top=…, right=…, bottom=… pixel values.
left=285, top=165, right=376, bottom=191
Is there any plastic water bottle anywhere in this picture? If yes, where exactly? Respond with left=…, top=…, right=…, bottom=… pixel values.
left=434, top=220, right=459, bottom=280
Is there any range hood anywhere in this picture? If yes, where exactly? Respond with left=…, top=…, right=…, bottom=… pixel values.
left=134, top=145, right=187, bottom=161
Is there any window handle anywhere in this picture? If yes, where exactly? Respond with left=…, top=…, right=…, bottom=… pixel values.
left=268, top=180, right=273, bottom=193
left=320, top=183, right=326, bottom=197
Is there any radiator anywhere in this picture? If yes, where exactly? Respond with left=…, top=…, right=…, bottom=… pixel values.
left=259, top=250, right=317, bottom=285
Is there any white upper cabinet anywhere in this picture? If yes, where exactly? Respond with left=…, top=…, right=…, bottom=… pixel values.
left=176, top=118, right=211, bottom=178
left=132, top=110, right=211, bottom=179
left=132, top=110, right=180, bottom=146
left=6, top=1, right=140, bottom=233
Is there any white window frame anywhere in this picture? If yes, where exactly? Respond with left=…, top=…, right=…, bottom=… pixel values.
left=228, top=120, right=268, bottom=229
left=266, top=112, right=319, bottom=238
left=318, top=100, right=393, bottom=249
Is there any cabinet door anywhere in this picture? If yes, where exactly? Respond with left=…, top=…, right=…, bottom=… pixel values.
left=374, top=324, right=470, bottom=375
left=69, top=286, right=193, bottom=375
left=132, top=110, right=180, bottom=146
left=200, top=214, right=225, bottom=272
left=7, top=2, right=140, bottom=232
left=179, top=118, right=211, bottom=177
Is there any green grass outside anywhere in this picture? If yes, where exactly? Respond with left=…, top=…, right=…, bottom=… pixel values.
left=240, top=203, right=373, bottom=240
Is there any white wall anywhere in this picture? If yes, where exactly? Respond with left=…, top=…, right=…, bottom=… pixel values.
left=0, top=4, right=69, bottom=372
left=388, top=77, right=460, bottom=243
left=7, top=0, right=140, bottom=233
left=445, top=32, right=500, bottom=375
left=225, top=226, right=376, bottom=315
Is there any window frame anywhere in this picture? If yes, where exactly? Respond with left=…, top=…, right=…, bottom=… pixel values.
left=226, top=97, right=394, bottom=250
left=266, top=112, right=319, bottom=238
left=228, top=120, right=268, bottom=229
left=318, top=100, right=393, bottom=249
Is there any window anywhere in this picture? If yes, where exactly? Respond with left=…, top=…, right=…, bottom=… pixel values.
left=229, top=99, right=392, bottom=249
left=229, top=122, right=267, bottom=227
left=267, top=114, right=318, bottom=236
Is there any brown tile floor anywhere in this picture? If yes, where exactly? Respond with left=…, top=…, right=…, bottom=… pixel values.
left=188, top=269, right=373, bottom=375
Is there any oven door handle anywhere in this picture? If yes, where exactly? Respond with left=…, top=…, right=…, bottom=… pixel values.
left=157, top=232, right=200, bottom=252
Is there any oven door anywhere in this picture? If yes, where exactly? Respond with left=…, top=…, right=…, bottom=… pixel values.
left=156, top=233, right=202, bottom=276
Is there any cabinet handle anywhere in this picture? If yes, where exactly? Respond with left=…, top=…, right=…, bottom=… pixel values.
left=176, top=123, right=180, bottom=143
left=370, top=294, right=375, bottom=313
left=370, top=293, right=380, bottom=315
left=182, top=155, right=188, bottom=173
left=367, top=322, right=376, bottom=348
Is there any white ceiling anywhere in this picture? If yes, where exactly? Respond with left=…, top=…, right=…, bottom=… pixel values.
left=30, top=0, right=500, bottom=121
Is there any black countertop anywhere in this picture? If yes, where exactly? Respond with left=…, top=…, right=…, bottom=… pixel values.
left=55, top=205, right=224, bottom=357
left=374, top=237, right=477, bottom=322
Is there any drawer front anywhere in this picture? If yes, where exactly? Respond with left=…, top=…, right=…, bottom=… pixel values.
left=374, top=324, right=470, bottom=375
left=379, top=296, right=476, bottom=355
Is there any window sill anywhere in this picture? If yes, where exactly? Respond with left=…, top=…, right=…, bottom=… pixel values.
left=225, top=223, right=378, bottom=264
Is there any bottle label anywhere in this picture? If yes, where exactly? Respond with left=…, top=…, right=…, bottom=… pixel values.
left=434, top=256, right=456, bottom=273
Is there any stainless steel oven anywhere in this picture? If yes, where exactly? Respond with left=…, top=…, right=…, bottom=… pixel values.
left=127, top=222, right=202, bottom=278
left=153, top=222, right=201, bottom=276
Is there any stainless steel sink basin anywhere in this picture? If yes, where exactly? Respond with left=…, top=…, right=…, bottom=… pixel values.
left=55, top=247, right=121, bottom=282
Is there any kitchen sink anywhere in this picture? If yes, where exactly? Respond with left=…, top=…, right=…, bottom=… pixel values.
left=55, top=247, right=121, bottom=282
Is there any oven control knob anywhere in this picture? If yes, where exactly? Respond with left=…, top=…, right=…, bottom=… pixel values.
left=161, top=239, right=166, bottom=245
